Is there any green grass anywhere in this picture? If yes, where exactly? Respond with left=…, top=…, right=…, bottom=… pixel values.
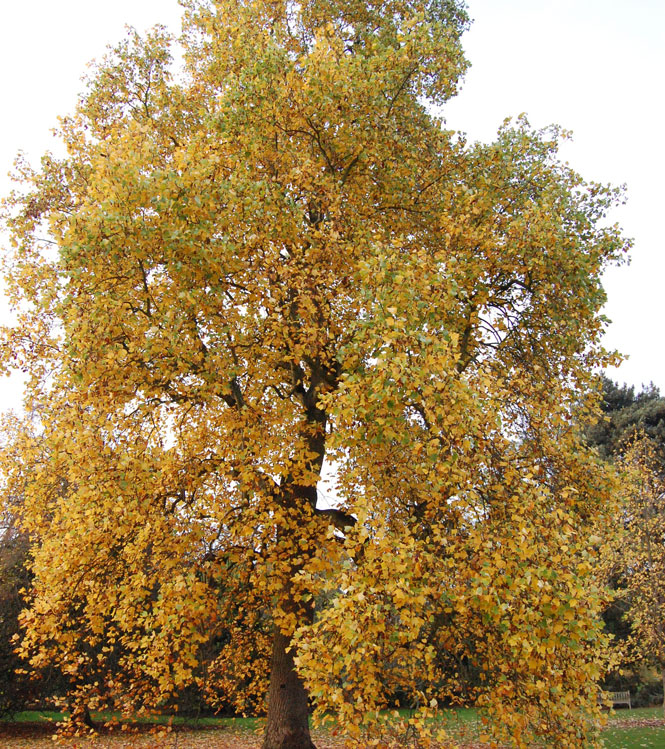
left=9, top=710, right=259, bottom=730
left=6, top=705, right=664, bottom=747
left=395, top=704, right=665, bottom=744
left=603, top=725, right=665, bottom=748
left=606, top=706, right=663, bottom=721
left=602, top=706, right=665, bottom=749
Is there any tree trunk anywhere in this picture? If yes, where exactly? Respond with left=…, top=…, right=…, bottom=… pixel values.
left=662, top=666, right=665, bottom=719
left=68, top=702, right=96, bottom=730
left=262, top=629, right=316, bottom=749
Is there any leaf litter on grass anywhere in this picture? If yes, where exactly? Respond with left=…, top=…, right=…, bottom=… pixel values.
left=0, top=724, right=353, bottom=749
left=4, top=718, right=665, bottom=749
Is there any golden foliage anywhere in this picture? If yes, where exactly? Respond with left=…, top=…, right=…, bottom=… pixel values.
left=604, top=438, right=665, bottom=690
left=0, top=0, right=628, bottom=745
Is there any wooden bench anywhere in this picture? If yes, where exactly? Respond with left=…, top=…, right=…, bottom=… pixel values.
left=608, top=690, right=631, bottom=709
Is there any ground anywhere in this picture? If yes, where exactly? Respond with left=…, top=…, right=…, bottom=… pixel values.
left=1, top=709, right=664, bottom=748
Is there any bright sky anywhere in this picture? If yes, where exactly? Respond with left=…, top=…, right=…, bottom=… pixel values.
left=1, top=0, right=663, bottom=416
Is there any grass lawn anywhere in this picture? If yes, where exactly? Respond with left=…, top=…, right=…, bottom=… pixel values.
left=9, top=709, right=261, bottom=730
left=2, top=705, right=663, bottom=747
left=606, top=707, right=663, bottom=720
left=602, top=706, right=665, bottom=748
left=603, top=726, right=665, bottom=748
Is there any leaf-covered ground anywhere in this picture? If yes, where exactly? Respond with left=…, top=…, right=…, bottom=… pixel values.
left=1, top=723, right=327, bottom=748
left=0, top=722, right=488, bottom=748
left=2, top=712, right=664, bottom=748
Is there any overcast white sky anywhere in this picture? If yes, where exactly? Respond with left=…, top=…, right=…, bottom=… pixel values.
left=1, top=0, right=663, bottom=414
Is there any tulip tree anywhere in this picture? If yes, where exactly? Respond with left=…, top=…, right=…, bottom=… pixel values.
left=1, top=0, right=628, bottom=746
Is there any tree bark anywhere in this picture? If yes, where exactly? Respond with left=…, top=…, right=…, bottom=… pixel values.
left=262, top=629, right=316, bottom=749
left=260, top=392, right=327, bottom=749
left=662, top=666, right=665, bottom=719
left=68, top=702, right=96, bottom=731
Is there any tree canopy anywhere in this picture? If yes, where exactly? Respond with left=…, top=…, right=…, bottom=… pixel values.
left=587, top=377, right=665, bottom=461
left=588, top=379, right=665, bottom=714
left=614, top=437, right=665, bottom=716
left=1, top=1, right=629, bottom=746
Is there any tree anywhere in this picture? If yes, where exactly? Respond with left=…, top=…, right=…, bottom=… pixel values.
left=0, top=504, right=33, bottom=717
left=608, top=438, right=665, bottom=716
left=586, top=377, right=665, bottom=461
left=0, top=414, right=108, bottom=729
left=1, top=1, right=628, bottom=746
left=587, top=380, right=665, bottom=713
